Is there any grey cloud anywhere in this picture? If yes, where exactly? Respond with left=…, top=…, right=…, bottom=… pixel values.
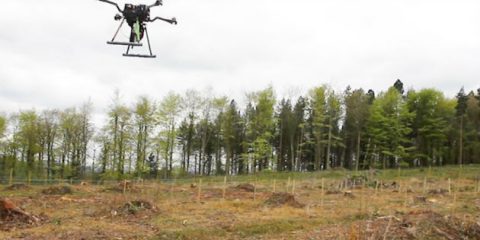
left=1, top=0, right=479, bottom=121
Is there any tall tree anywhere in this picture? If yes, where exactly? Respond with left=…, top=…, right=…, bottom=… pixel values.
left=393, top=79, right=405, bottom=95
left=367, top=87, right=413, bottom=168
left=343, top=88, right=370, bottom=170
left=182, top=89, right=203, bottom=173
left=133, top=96, right=155, bottom=177
left=17, top=111, right=40, bottom=175
left=222, top=100, right=243, bottom=175
left=455, top=87, right=468, bottom=165
left=156, top=91, right=182, bottom=177
left=324, top=90, right=343, bottom=169
left=309, top=86, right=327, bottom=170
left=251, top=87, right=276, bottom=172
left=292, top=96, right=307, bottom=171
left=407, top=89, right=454, bottom=166
left=39, top=110, right=59, bottom=179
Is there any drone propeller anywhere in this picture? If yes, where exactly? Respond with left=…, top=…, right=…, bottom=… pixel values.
left=148, top=0, right=163, bottom=8
left=99, top=0, right=177, bottom=58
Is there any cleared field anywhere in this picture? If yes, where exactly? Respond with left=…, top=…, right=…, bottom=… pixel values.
left=1, top=166, right=480, bottom=240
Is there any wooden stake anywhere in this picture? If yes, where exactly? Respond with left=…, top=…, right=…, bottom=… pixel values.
left=197, top=179, right=202, bottom=202
left=123, top=180, right=127, bottom=194
left=273, top=179, right=276, bottom=193
left=477, top=179, right=480, bottom=194
left=423, top=177, right=427, bottom=194
left=453, top=190, right=457, bottom=214
left=448, top=178, right=452, bottom=195
left=287, top=177, right=291, bottom=192
left=222, top=175, right=227, bottom=200
left=253, top=178, right=257, bottom=201
left=361, top=180, right=366, bottom=214
left=27, top=171, right=31, bottom=186
left=321, top=178, right=325, bottom=209
left=9, top=168, right=13, bottom=185
left=292, top=180, right=296, bottom=195
left=170, top=179, right=175, bottom=200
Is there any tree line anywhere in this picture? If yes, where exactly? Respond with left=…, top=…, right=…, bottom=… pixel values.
left=0, top=80, right=479, bottom=180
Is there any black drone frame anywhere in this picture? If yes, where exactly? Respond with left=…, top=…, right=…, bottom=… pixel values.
left=99, top=0, right=177, bottom=58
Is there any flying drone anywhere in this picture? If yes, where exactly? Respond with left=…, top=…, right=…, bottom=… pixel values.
left=98, top=0, right=177, bottom=58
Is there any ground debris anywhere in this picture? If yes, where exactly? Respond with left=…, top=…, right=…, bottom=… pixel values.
left=343, top=191, right=355, bottom=198
left=325, top=189, right=342, bottom=195
left=428, top=188, right=448, bottom=195
left=414, top=196, right=427, bottom=203
left=0, top=198, right=47, bottom=231
left=351, top=210, right=480, bottom=239
left=340, top=175, right=368, bottom=189
left=264, top=192, right=304, bottom=208
left=4, top=183, right=30, bottom=191
left=234, top=183, right=255, bottom=192
left=119, top=200, right=157, bottom=215
left=41, top=185, right=73, bottom=195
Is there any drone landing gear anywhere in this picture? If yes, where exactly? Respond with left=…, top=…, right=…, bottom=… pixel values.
left=107, top=18, right=156, bottom=58
left=107, top=41, right=142, bottom=47
left=123, top=27, right=156, bottom=58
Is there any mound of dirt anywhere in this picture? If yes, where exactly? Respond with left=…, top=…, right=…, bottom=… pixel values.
left=264, top=193, right=304, bottom=208
left=356, top=210, right=480, bottom=239
left=428, top=188, right=448, bottom=195
left=119, top=200, right=157, bottom=215
left=234, top=183, right=255, bottom=192
left=4, top=183, right=30, bottom=191
left=325, top=189, right=342, bottom=195
left=404, top=210, right=480, bottom=239
left=0, top=198, right=47, bottom=231
left=41, top=186, right=73, bottom=195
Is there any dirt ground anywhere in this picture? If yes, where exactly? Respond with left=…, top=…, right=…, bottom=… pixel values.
left=1, top=169, right=480, bottom=239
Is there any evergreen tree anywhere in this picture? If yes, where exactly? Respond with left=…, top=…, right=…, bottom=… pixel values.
left=367, top=87, right=413, bottom=168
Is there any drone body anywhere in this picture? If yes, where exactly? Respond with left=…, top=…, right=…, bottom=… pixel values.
left=99, top=0, right=177, bottom=58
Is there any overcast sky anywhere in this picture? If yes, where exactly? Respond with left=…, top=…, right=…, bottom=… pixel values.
left=1, top=0, right=480, bottom=125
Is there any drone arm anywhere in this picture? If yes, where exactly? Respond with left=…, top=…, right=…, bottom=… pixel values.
left=98, top=0, right=122, bottom=13
left=150, top=16, right=177, bottom=24
left=148, top=0, right=163, bottom=9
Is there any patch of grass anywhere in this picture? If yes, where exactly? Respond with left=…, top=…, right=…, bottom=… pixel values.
left=234, top=219, right=308, bottom=237
left=154, top=227, right=228, bottom=240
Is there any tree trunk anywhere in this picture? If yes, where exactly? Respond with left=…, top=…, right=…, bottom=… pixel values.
left=326, top=125, right=332, bottom=170
left=355, top=132, right=361, bottom=172
left=458, top=116, right=463, bottom=165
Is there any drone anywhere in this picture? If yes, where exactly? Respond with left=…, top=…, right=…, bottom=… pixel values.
left=98, top=0, right=177, bottom=58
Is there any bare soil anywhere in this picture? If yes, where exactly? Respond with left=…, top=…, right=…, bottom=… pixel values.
left=2, top=167, right=480, bottom=239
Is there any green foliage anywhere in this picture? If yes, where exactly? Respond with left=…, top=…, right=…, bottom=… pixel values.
left=367, top=87, right=414, bottom=168
left=0, top=82, right=479, bottom=180
left=0, top=115, right=6, bottom=138
left=407, top=89, right=454, bottom=166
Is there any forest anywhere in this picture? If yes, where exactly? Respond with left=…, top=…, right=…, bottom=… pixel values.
left=0, top=80, right=479, bottom=181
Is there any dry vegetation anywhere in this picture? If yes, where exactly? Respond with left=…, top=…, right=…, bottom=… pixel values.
left=1, top=166, right=480, bottom=240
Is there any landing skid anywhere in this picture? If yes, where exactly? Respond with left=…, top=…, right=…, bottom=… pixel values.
left=107, top=41, right=143, bottom=47
left=123, top=54, right=156, bottom=58
left=107, top=18, right=156, bottom=58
